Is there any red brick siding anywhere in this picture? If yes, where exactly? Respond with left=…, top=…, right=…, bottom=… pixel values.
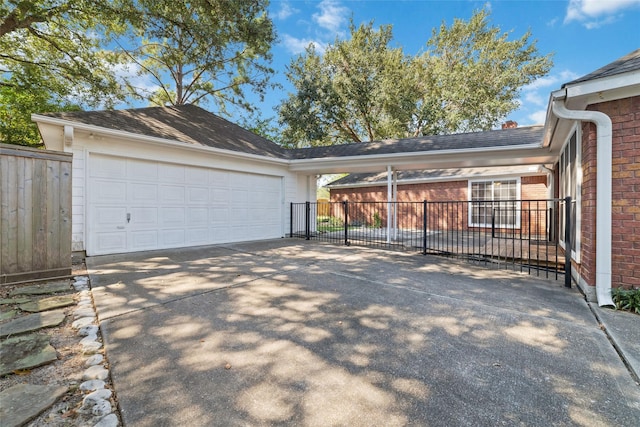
left=580, top=95, right=640, bottom=290
left=330, top=177, right=548, bottom=233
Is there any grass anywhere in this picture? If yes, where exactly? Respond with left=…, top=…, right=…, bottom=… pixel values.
left=612, top=287, right=640, bottom=314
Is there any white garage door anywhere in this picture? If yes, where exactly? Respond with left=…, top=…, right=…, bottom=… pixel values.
left=87, top=154, right=283, bottom=255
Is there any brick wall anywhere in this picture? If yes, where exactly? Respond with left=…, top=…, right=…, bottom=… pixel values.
left=330, top=176, right=548, bottom=233
left=581, top=96, right=640, bottom=290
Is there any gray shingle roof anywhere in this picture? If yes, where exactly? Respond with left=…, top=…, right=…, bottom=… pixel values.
left=43, top=104, right=287, bottom=159
left=290, top=125, right=544, bottom=159
left=328, top=166, right=542, bottom=187
left=42, top=104, right=544, bottom=160
left=564, top=48, right=640, bottom=86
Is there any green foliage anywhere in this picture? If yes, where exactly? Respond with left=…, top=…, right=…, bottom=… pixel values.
left=612, top=288, right=640, bottom=314
left=0, top=0, right=128, bottom=146
left=117, top=0, right=276, bottom=113
left=372, top=212, right=382, bottom=228
left=237, top=112, right=282, bottom=144
left=0, top=0, right=276, bottom=147
left=0, top=75, right=81, bottom=147
left=278, top=8, right=553, bottom=147
left=317, top=216, right=344, bottom=232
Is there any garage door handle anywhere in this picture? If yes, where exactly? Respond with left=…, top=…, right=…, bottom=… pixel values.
left=126, top=213, right=131, bottom=223
left=117, top=226, right=125, bottom=230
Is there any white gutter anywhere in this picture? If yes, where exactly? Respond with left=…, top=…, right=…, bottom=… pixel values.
left=551, top=91, right=615, bottom=307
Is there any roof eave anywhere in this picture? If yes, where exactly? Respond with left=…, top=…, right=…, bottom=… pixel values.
left=289, top=144, right=556, bottom=175
left=32, top=114, right=290, bottom=167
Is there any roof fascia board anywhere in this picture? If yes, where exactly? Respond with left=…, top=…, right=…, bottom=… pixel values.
left=289, top=143, right=550, bottom=173
left=564, top=71, right=640, bottom=100
left=327, top=168, right=544, bottom=189
left=32, top=114, right=290, bottom=167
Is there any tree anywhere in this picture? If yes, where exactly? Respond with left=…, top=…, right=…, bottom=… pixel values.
left=413, top=9, right=553, bottom=135
left=278, top=9, right=553, bottom=147
left=117, top=0, right=276, bottom=114
left=278, top=22, right=414, bottom=147
left=0, top=1, right=128, bottom=146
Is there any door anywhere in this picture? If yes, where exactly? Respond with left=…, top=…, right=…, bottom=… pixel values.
left=87, top=154, right=282, bottom=255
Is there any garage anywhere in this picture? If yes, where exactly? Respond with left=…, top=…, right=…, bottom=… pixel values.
left=87, top=153, right=283, bottom=256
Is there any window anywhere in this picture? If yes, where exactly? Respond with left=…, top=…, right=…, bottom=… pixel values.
left=559, top=130, right=581, bottom=260
left=469, top=179, right=520, bottom=228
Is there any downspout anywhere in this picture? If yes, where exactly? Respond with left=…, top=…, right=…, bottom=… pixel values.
left=552, top=93, right=615, bottom=307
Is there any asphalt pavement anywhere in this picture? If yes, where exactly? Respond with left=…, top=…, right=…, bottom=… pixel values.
left=87, top=239, right=640, bottom=427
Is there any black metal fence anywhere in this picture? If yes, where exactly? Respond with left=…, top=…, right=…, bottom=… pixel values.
left=291, top=198, right=572, bottom=285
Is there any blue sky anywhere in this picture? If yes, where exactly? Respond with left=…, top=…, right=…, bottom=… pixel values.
left=239, top=0, right=640, bottom=130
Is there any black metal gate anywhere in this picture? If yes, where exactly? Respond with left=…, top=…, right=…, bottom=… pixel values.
left=291, top=198, right=572, bottom=285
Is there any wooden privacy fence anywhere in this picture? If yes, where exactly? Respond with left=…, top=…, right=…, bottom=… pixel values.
left=0, top=143, right=72, bottom=285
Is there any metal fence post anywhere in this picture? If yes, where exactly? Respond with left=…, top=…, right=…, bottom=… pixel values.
left=343, top=200, right=349, bottom=246
left=305, top=201, right=310, bottom=240
left=290, top=202, right=293, bottom=238
left=564, top=196, right=572, bottom=288
left=422, top=200, right=427, bottom=255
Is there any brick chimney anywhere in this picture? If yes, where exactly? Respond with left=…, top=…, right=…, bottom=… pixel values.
left=502, top=120, right=518, bottom=129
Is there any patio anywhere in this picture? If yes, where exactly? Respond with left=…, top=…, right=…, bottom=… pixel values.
left=87, top=239, right=640, bottom=426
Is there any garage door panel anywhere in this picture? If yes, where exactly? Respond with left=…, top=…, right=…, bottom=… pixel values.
left=187, top=228, right=209, bottom=244
left=88, top=154, right=282, bottom=255
left=93, top=180, right=127, bottom=203
left=211, top=188, right=229, bottom=204
left=158, top=164, right=185, bottom=183
left=128, top=159, right=157, bottom=181
left=160, top=207, right=185, bottom=226
left=129, top=183, right=158, bottom=204
left=187, top=207, right=208, bottom=225
left=161, top=229, right=185, bottom=246
left=160, top=185, right=186, bottom=204
left=129, top=207, right=158, bottom=228
left=187, top=187, right=208, bottom=204
left=94, top=232, right=126, bottom=252
left=186, top=167, right=208, bottom=182
left=209, top=170, right=229, bottom=186
left=91, top=156, right=126, bottom=178
left=94, top=207, right=126, bottom=227
left=130, top=230, right=158, bottom=250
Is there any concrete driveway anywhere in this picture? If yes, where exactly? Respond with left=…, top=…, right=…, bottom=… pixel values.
left=87, top=240, right=640, bottom=427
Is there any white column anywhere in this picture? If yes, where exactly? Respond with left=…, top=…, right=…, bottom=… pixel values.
left=387, top=165, right=392, bottom=244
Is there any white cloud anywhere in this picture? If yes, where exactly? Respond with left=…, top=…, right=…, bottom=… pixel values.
left=281, top=34, right=327, bottom=55
left=280, top=0, right=350, bottom=55
left=274, top=1, right=299, bottom=20
left=313, top=0, right=349, bottom=33
left=564, top=0, right=640, bottom=27
left=112, top=62, right=160, bottom=95
left=528, top=109, right=548, bottom=125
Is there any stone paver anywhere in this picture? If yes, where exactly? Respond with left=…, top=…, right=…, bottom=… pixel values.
left=0, top=309, right=17, bottom=322
left=0, top=384, right=67, bottom=427
left=0, top=309, right=66, bottom=337
left=19, top=295, right=75, bottom=313
left=0, top=334, right=58, bottom=376
left=0, top=297, right=31, bottom=304
left=9, top=280, right=70, bottom=296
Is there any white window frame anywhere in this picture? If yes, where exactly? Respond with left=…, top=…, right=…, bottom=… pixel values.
left=468, top=178, right=521, bottom=228
left=559, top=125, right=582, bottom=262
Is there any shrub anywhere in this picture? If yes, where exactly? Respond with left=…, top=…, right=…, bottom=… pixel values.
left=612, top=287, right=640, bottom=314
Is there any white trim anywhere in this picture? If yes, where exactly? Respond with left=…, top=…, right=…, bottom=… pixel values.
left=327, top=167, right=544, bottom=189
left=558, top=124, right=582, bottom=263
left=467, top=178, right=521, bottom=229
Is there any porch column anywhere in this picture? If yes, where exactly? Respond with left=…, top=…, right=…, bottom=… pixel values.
left=387, top=166, right=392, bottom=244
left=393, top=170, right=398, bottom=239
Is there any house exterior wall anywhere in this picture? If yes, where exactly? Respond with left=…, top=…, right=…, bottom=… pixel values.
left=329, top=175, right=548, bottom=232
left=38, top=123, right=309, bottom=253
left=579, top=95, right=640, bottom=290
